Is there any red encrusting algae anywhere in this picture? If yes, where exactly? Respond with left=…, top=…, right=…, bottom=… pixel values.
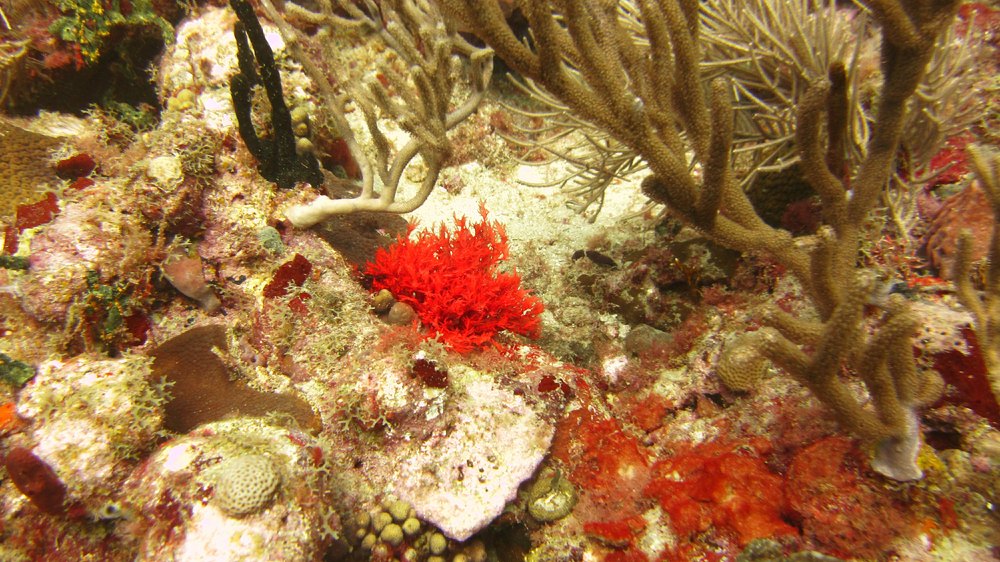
left=644, top=439, right=797, bottom=556
left=263, top=253, right=313, bottom=314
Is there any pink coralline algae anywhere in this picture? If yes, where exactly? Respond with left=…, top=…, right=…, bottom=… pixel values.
left=393, top=376, right=555, bottom=541
left=18, top=199, right=152, bottom=323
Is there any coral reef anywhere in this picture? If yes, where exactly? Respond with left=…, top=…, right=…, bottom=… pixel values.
left=123, top=419, right=339, bottom=561
left=441, top=0, right=963, bottom=482
left=0, top=1, right=997, bottom=561
left=49, top=0, right=173, bottom=65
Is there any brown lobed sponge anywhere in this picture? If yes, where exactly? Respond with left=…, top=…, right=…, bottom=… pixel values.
left=149, top=325, right=320, bottom=434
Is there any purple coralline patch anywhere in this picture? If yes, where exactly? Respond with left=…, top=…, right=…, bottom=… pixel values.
left=18, top=199, right=152, bottom=323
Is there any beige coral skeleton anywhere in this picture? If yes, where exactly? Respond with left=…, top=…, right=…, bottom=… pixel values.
left=255, top=0, right=493, bottom=227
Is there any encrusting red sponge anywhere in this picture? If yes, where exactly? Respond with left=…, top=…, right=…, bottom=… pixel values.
left=364, top=204, right=544, bottom=353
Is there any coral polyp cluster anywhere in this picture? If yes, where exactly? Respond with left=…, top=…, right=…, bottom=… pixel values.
left=211, top=454, right=282, bottom=518
left=0, top=1, right=997, bottom=561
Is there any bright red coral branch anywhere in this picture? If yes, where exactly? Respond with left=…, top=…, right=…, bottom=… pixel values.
left=363, top=204, right=544, bottom=353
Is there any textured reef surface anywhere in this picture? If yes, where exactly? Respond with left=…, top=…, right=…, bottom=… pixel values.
left=0, top=1, right=999, bottom=561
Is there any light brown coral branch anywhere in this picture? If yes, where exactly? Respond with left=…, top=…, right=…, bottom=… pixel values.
left=442, top=0, right=961, bottom=480
left=257, top=0, right=493, bottom=226
left=697, top=79, right=733, bottom=228
left=795, top=71, right=848, bottom=227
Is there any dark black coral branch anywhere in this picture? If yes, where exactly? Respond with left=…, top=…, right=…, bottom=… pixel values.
left=229, top=0, right=323, bottom=189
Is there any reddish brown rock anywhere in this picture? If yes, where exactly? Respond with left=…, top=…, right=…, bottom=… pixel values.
left=922, top=182, right=993, bottom=279
left=4, top=446, right=67, bottom=515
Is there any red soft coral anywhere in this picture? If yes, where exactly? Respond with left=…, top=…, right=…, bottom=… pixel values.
left=363, top=204, right=544, bottom=353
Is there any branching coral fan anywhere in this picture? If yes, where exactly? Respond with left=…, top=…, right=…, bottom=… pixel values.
left=364, top=204, right=544, bottom=353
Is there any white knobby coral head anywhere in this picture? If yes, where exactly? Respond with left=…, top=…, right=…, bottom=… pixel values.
left=212, top=454, right=281, bottom=518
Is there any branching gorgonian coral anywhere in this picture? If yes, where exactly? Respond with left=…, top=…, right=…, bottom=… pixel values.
left=498, top=0, right=984, bottom=222
left=500, top=79, right=648, bottom=221
left=440, top=0, right=962, bottom=481
left=260, top=0, right=494, bottom=227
